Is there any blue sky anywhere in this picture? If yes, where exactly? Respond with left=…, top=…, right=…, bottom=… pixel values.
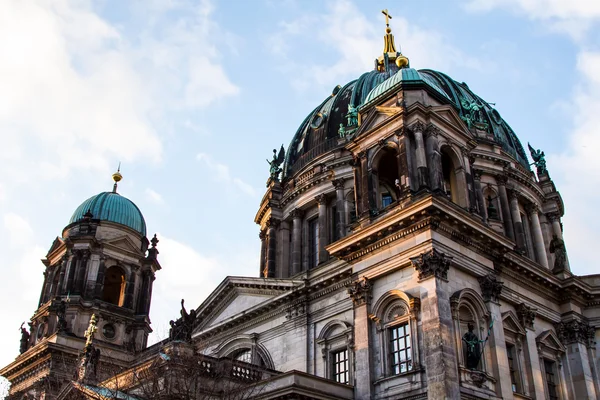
left=1, top=0, right=599, bottom=370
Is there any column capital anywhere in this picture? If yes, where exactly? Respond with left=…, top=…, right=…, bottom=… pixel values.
left=478, top=273, right=503, bottom=303
left=332, top=178, right=346, bottom=190
left=509, top=189, right=520, bottom=201
left=525, top=203, right=540, bottom=216
left=357, top=151, right=367, bottom=160
left=472, top=169, right=483, bottom=180
left=556, top=320, right=596, bottom=347
left=315, top=193, right=327, bottom=205
left=410, top=120, right=426, bottom=133
left=290, top=208, right=304, bottom=219
left=517, top=303, right=536, bottom=330
left=495, top=175, right=509, bottom=185
left=546, top=212, right=560, bottom=222
left=266, top=218, right=280, bottom=229
left=410, top=249, right=452, bottom=280
left=347, top=277, right=371, bottom=307
left=425, top=123, right=440, bottom=137
left=259, top=230, right=267, bottom=240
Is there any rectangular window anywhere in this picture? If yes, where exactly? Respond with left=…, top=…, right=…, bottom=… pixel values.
left=332, top=349, right=349, bottom=384
left=390, top=323, right=412, bottom=374
left=308, top=218, right=319, bottom=268
left=544, top=359, right=559, bottom=400
left=507, top=343, right=519, bottom=393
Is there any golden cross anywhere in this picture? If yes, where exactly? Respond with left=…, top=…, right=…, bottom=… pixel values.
left=382, top=9, right=392, bottom=26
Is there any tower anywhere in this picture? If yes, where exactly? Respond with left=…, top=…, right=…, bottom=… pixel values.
left=0, top=171, right=160, bottom=399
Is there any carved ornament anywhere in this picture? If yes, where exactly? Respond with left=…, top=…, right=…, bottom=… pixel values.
left=290, top=209, right=304, bottom=219
left=347, top=278, right=371, bottom=307
left=556, top=320, right=596, bottom=348
left=410, top=249, right=452, bottom=280
left=478, top=274, right=503, bottom=303
left=332, top=178, right=346, bottom=190
left=410, top=121, right=426, bottom=133
left=517, top=303, right=536, bottom=330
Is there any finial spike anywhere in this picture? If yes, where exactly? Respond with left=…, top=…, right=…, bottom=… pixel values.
left=112, top=163, right=123, bottom=193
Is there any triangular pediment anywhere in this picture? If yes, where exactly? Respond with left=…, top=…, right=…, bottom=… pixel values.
left=536, top=330, right=566, bottom=353
left=429, top=105, right=474, bottom=140
left=502, top=311, right=526, bottom=336
left=193, top=277, right=301, bottom=335
left=104, top=235, right=142, bottom=256
left=355, top=108, right=399, bottom=137
left=46, top=236, right=65, bottom=257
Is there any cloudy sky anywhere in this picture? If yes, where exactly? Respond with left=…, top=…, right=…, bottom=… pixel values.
left=0, top=0, right=599, bottom=370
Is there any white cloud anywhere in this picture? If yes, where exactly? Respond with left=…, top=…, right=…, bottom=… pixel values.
left=549, top=51, right=600, bottom=275
left=196, top=153, right=257, bottom=197
left=148, top=234, right=222, bottom=342
left=4, top=213, right=34, bottom=249
left=145, top=188, right=165, bottom=205
left=463, top=0, right=600, bottom=39
left=268, top=0, right=485, bottom=92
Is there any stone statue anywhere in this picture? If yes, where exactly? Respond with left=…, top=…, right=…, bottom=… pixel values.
left=346, top=104, right=358, bottom=127
left=266, top=145, right=285, bottom=180
left=169, top=299, right=198, bottom=342
left=338, top=123, right=346, bottom=138
left=461, top=99, right=488, bottom=130
left=19, top=323, right=30, bottom=354
left=486, top=195, right=498, bottom=219
left=57, top=300, right=68, bottom=332
left=549, top=234, right=567, bottom=273
left=528, top=143, right=547, bottom=175
left=462, top=323, right=484, bottom=370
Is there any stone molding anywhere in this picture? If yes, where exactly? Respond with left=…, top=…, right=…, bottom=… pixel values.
left=410, top=249, right=452, bottom=281
left=516, top=303, right=536, bottom=330
left=478, top=274, right=503, bottom=303
left=347, top=278, right=371, bottom=307
left=556, top=320, right=596, bottom=348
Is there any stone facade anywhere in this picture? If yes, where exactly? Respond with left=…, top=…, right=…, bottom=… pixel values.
left=3, top=20, right=600, bottom=400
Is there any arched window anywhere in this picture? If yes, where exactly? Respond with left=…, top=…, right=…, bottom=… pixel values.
left=233, top=349, right=254, bottom=364
left=373, top=149, right=400, bottom=209
left=371, top=291, right=420, bottom=377
left=440, top=145, right=468, bottom=207
left=441, top=151, right=457, bottom=202
left=317, top=320, right=353, bottom=384
left=102, top=266, right=126, bottom=306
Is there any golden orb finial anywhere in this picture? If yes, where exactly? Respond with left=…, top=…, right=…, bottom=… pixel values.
left=112, top=163, right=122, bottom=193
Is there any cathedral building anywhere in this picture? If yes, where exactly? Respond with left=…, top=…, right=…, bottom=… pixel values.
left=2, top=12, right=600, bottom=400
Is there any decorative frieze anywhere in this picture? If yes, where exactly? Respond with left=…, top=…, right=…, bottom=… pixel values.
left=347, top=278, right=371, bottom=307
left=556, top=320, right=596, bottom=348
left=478, top=274, right=503, bottom=303
left=516, top=303, right=536, bottom=330
left=410, top=249, right=452, bottom=280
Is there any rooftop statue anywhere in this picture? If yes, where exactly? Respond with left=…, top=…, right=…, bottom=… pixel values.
left=528, top=143, right=547, bottom=175
left=19, top=323, right=30, bottom=354
left=338, top=123, right=346, bottom=138
left=549, top=234, right=567, bottom=273
left=267, top=145, right=286, bottom=181
left=169, top=299, right=198, bottom=342
left=461, top=99, right=488, bottom=131
left=346, top=104, right=358, bottom=127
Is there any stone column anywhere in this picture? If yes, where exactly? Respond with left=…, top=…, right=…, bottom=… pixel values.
left=547, top=212, right=563, bottom=239
left=137, top=271, right=149, bottom=314
left=65, top=252, right=78, bottom=293
left=496, top=176, right=515, bottom=240
left=38, top=270, right=49, bottom=306
left=290, top=209, right=303, bottom=276
left=473, top=169, right=488, bottom=223
left=74, top=251, right=90, bottom=295
left=410, top=249, right=460, bottom=400
left=478, top=274, right=512, bottom=399
left=145, top=274, right=155, bottom=314
left=94, top=256, right=106, bottom=300
left=557, top=320, right=598, bottom=399
left=351, top=155, right=363, bottom=216
left=259, top=230, right=267, bottom=277
left=547, top=212, right=570, bottom=273
left=279, top=220, right=290, bottom=278
left=348, top=278, right=373, bottom=399
left=56, top=255, right=67, bottom=297
left=359, top=152, right=370, bottom=216
left=332, top=179, right=346, bottom=240
left=265, top=218, right=279, bottom=278
left=425, top=125, right=442, bottom=192
left=509, top=190, right=526, bottom=252
left=412, top=121, right=429, bottom=190
left=526, top=204, right=549, bottom=268
left=316, top=194, right=328, bottom=264
left=517, top=303, right=545, bottom=399
left=124, top=267, right=136, bottom=309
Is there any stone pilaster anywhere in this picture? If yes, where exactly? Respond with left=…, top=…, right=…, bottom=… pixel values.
left=290, top=209, right=303, bottom=276
left=259, top=230, right=267, bottom=277
left=94, top=256, right=106, bottom=300
left=517, top=303, right=546, bottom=399
left=359, top=151, right=370, bottom=216
left=124, top=266, right=136, bottom=309
left=315, top=194, right=328, bottom=264
left=556, top=320, right=598, bottom=399
left=526, top=204, right=549, bottom=268
left=473, top=169, right=488, bottom=223
left=332, top=179, right=347, bottom=240
left=496, top=175, right=515, bottom=240
left=279, top=220, right=290, bottom=278
left=411, top=121, right=429, bottom=190
left=348, top=278, right=373, bottom=399
left=425, top=124, right=442, bottom=192
left=265, top=218, right=279, bottom=278
left=410, top=249, right=460, bottom=399
left=509, top=190, right=527, bottom=253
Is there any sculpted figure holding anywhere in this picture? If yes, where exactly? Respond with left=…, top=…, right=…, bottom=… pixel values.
left=462, top=323, right=484, bottom=370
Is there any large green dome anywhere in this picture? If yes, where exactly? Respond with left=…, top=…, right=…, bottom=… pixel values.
left=69, top=192, right=147, bottom=236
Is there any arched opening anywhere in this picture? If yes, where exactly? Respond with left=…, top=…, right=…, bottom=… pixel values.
left=440, top=146, right=468, bottom=207
left=483, top=186, right=500, bottom=220
left=375, top=149, right=400, bottom=209
left=441, top=151, right=457, bottom=203
left=102, top=266, right=126, bottom=306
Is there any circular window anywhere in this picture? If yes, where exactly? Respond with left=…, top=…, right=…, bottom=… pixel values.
left=310, top=112, right=326, bottom=129
left=36, top=323, right=46, bottom=340
left=102, top=324, right=116, bottom=339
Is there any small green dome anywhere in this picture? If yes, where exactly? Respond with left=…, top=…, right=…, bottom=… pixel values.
left=69, top=192, right=147, bottom=236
